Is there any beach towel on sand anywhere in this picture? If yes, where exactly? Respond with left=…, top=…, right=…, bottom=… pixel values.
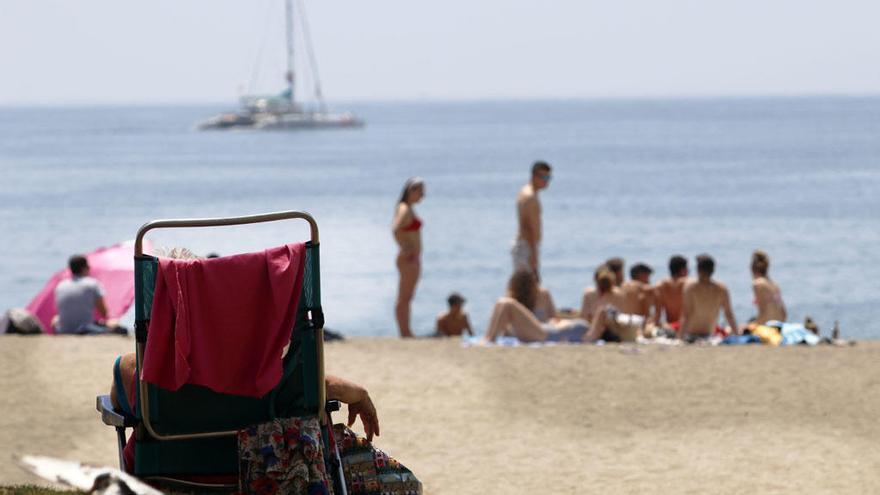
left=766, top=320, right=820, bottom=346
left=142, top=243, right=305, bottom=397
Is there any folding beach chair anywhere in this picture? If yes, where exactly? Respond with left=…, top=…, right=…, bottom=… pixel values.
left=96, top=211, right=347, bottom=493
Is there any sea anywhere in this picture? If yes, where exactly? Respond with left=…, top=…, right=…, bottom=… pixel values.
left=1, top=97, right=879, bottom=340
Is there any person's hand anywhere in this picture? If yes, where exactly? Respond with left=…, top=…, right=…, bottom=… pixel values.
left=347, top=393, right=380, bottom=442
left=326, top=375, right=380, bottom=441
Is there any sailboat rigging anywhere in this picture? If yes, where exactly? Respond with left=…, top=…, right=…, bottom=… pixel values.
left=198, top=0, right=362, bottom=130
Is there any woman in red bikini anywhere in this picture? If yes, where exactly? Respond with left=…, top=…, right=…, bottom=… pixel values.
left=392, top=177, right=425, bottom=337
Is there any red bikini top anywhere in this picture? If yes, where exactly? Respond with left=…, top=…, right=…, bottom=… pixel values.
left=402, top=216, right=422, bottom=232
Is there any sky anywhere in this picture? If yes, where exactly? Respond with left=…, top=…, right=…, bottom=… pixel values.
left=1, top=0, right=879, bottom=105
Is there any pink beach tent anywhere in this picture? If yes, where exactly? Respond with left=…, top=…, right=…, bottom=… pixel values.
left=25, top=240, right=152, bottom=334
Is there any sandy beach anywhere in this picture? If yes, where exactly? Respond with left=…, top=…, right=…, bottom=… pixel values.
left=1, top=335, right=878, bottom=494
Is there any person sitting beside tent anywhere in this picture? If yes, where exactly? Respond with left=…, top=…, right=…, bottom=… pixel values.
left=53, top=255, right=124, bottom=335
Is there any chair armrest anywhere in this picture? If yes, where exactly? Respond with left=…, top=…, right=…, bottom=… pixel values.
left=96, top=395, right=138, bottom=428
left=325, top=400, right=341, bottom=414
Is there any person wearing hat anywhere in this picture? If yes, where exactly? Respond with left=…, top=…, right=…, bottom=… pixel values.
left=435, top=292, right=473, bottom=337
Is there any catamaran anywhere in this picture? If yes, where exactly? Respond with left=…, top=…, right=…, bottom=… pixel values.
left=198, top=0, right=362, bottom=130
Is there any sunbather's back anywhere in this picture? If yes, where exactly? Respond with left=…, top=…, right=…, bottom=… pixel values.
left=682, top=278, right=727, bottom=335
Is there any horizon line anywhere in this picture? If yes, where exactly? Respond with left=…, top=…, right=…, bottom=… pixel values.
left=1, top=91, right=879, bottom=109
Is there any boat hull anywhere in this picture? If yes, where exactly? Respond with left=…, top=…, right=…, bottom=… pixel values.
left=198, top=111, right=363, bottom=131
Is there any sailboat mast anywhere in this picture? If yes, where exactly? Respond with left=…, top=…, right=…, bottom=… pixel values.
left=284, top=0, right=295, bottom=103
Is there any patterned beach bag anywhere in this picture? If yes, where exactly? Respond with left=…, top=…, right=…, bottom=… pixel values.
left=332, top=424, right=422, bottom=495
left=238, top=418, right=422, bottom=495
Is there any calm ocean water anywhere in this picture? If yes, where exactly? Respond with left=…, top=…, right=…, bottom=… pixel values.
left=1, top=98, right=878, bottom=339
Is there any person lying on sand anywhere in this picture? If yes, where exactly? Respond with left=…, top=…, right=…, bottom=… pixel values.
left=507, top=269, right=569, bottom=325
left=533, top=285, right=559, bottom=323
left=680, top=254, right=739, bottom=342
left=483, top=270, right=587, bottom=343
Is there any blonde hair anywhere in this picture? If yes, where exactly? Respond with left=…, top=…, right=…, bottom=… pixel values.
left=156, top=247, right=201, bottom=260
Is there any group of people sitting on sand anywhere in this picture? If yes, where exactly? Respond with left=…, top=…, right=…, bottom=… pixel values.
left=422, top=160, right=793, bottom=344
left=436, top=250, right=786, bottom=344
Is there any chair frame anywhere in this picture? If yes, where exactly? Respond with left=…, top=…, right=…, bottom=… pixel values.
left=97, top=210, right=337, bottom=492
left=133, top=210, right=324, bottom=441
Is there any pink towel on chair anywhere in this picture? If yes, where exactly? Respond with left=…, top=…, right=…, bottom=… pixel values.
left=142, top=243, right=306, bottom=397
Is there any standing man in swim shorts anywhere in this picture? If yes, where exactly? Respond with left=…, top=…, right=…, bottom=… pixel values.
left=513, top=161, right=551, bottom=278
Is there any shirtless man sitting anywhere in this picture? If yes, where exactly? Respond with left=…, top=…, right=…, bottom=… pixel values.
left=435, top=292, right=474, bottom=337
left=750, top=250, right=786, bottom=325
left=621, top=263, right=655, bottom=315
left=620, top=263, right=656, bottom=337
left=653, top=255, right=689, bottom=331
left=680, top=254, right=739, bottom=342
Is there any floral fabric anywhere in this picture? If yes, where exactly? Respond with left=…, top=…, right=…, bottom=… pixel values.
left=237, top=417, right=421, bottom=495
left=238, top=417, right=332, bottom=495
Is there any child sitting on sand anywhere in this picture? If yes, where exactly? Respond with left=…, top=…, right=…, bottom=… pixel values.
left=435, top=292, right=473, bottom=337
